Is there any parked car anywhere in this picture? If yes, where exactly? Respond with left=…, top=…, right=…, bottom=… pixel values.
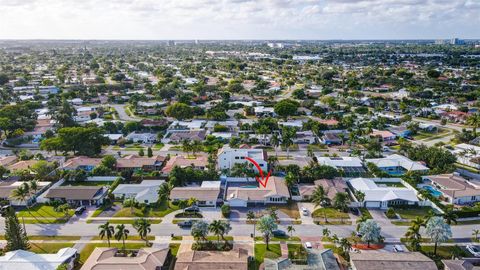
left=272, top=230, right=287, bottom=237
left=184, top=206, right=200, bottom=213
left=466, top=245, right=480, bottom=257
left=75, top=206, right=86, bottom=215
left=304, top=242, right=312, bottom=249
left=177, top=220, right=195, bottom=228
left=393, top=245, right=404, bottom=252
left=301, top=207, right=309, bottom=216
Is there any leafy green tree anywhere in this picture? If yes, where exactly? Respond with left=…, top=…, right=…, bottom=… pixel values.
left=31, top=160, right=56, bottom=179
left=274, top=99, right=299, bottom=119
left=133, top=218, right=151, bottom=245
left=138, top=148, right=145, bottom=156
left=53, top=99, right=77, bottom=128
left=281, top=126, right=296, bottom=158
left=285, top=172, right=297, bottom=190
left=101, top=155, right=117, bottom=169
left=257, top=215, right=278, bottom=250
left=209, top=220, right=224, bottom=243
left=425, top=216, right=452, bottom=255
left=4, top=206, right=29, bottom=251
left=358, top=219, right=382, bottom=247
left=191, top=221, right=209, bottom=243
left=404, top=217, right=424, bottom=251
left=442, top=205, right=458, bottom=225
left=311, top=185, right=330, bottom=208
left=98, top=222, right=115, bottom=247
left=157, top=182, right=173, bottom=203
left=287, top=225, right=295, bottom=237
left=10, top=183, right=31, bottom=210
left=147, top=147, right=153, bottom=157
left=165, top=102, right=193, bottom=120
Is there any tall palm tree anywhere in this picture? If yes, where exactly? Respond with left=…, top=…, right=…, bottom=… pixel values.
left=281, top=126, right=295, bottom=159
left=115, top=224, right=130, bottom=254
left=133, top=218, right=151, bottom=246
left=157, top=182, right=173, bottom=204
left=28, top=180, right=39, bottom=196
left=339, top=238, right=352, bottom=253
left=287, top=225, right=295, bottom=237
left=311, top=186, right=330, bottom=223
left=271, top=133, right=280, bottom=157
left=98, top=222, right=115, bottom=247
left=442, top=206, right=458, bottom=225
left=472, top=229, right=480, bottom=241
left=10, top=183, right=31, bottom=211
left=209, top=220, right=224, bottom=244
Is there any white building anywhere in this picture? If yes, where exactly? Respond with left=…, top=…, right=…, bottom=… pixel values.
left=451, top=143, right=480, bottom=169
left=112, top=180, right=164, bottom=204
left=366, top=154, right=429, bottom=175
left=348, top=178, right=419, bottom=209
left=125, top=132, right=157, bottom=143
left=316, top=156, right=366, bottom=177
left=0, top=248, right=77, bottom=270
left=218, top=146, right=267, bottom=172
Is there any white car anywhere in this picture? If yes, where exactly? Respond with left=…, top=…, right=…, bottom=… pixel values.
left=301, top=207, right=309, bottom=216
left=304, top=242, right=313, bottom=249
left=466, top=245, right=480, bottom=257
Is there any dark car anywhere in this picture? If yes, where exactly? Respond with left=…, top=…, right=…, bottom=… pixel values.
left=177, top=220, right=195, bottom=228
left=184, top=206, right=200, bottom=213
left=272, top=230, right=287, bottom=237
left=75, top=206, right=86, bottom=215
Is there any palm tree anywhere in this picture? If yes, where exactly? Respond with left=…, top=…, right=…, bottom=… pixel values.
left=10, top=183, right=31, bottom=211
left=355, top=191, right=365, bottom=206
left=133, top=218, right=151, bottom=246
left=311, top=186, right=330, bottom=223
left=246, top=211, right=256, bottom=237
left=467, top=113, right=480, bottom=136
left=98, top=222, right=115, bottom=247
left=157, top=182, right=173, bottom=204
left=271, top=133, right=280, bottom=157
left=115, top=224, right=130, bottom=254
left=339, top=238, right=352, bottom=253
left=472, top=229, right=480, bottom=242
left=405, top=218, right=423, bottom=251
left=281, top=126, right=295, bottom=159
left=28, top=180, right=39, bottom=196
left=442, top=206, right=458, bottom=225
left=287, top=225, right=295, bottom=237
left=322, top=228, right=331, bottom=239
left=209, top=220, right=224, bottom=244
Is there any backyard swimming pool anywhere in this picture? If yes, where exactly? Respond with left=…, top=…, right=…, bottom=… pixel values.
left=423, top=185, right=442, bottom=198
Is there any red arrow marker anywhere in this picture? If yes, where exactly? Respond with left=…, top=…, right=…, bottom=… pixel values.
left=245, top=157, right=272, bottom=188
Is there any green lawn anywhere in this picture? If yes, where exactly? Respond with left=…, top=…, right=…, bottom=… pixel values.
left=254, top=236, right=301, bottom=242
left=420, top=245, right=472, bottom=268
left=251, top=244, right=282, bottom=270
left=169, top=243, right=180, bottom=256
left=29, top=242, right=75, bottom=254
left=312, top=207, right=350, bottom=219
left=359, top=208, right=373, bottom=219
left=113, top=202, right=179, bottom=218
left=276, top=203, right=301, bottom=219
left=394, top=207, right=434, bottom=220
left=91, top=235, right=155, bottom=241
left=16, top=204, right=74, bottom=219
left=29, top=236, right=81, bottom=241
left=86, top=218, right=162, bottom=224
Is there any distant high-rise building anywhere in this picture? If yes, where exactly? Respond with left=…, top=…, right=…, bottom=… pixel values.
left=450, top=38, right=465, bottom=45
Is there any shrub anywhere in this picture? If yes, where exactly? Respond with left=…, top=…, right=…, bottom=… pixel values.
left=221, top=204, right=231, bottom=218
left=385, top=208, right=397, bottom=219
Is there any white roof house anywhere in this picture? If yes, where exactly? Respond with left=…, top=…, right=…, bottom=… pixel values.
left=451, top=143, right=480, bottom=169
left=218, top=146, right=268, bottom=172
left=348, top=178, right=419, bottom=209
left=316, top=156, right=366, bottom=176
left=112, top=180, right=165, bottom=204
left=0, top=248, right=77, bottom=270
left=366, top=154, right=429, bottom=175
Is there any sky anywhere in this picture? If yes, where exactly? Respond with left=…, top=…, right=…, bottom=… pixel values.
left=0, top=0, right=478, bottom=40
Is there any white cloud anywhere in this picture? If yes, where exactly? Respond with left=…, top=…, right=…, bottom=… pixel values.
left=0, top=0, right=477, bottom=39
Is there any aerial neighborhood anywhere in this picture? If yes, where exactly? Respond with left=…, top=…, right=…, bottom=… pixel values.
left=0, top=39, right=479, bottom=270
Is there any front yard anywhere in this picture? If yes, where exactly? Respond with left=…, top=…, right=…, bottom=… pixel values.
left=393, top=206, right=434, bottom=220
left=250, top=244, right=282, bottom=270
left=312, top=207, right=350, bottom=219
left=16, top=204, right=74, bottom=224
left=111, top=201, right=180, bottom=218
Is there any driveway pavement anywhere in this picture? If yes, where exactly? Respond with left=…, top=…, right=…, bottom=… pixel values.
left=368, top=209, right=392, bottom=225
left=297, top=202, right=315, bottom=225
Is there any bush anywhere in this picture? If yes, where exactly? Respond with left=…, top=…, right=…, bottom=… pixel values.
left=385, top=208, right=397, bottom=219
left=221, top=204, right=231, bottom=218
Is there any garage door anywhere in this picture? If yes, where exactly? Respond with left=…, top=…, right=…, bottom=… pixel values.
left=365, top=201, right=380, bottom=208
left=228, top=199, right=247, bottom=208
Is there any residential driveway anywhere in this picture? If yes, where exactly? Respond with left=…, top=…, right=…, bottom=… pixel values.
left=368, top=209, right=392, bottom=225
left=297, top=202, right=315, bottom=225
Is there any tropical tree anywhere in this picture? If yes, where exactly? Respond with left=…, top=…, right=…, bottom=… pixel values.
left=333, top=192, right=350, bottom=212
left=287, top=225, right=295, bottom=237
left=133, top=218, right=151, bottom=245
left=311, top=186, right=330, bottom=208
left=209, top=220, right=224, bottom=244
left=339, top=238, right=352, bottom=253
left=28, top=180, right=39, bottom=196
left=358, top=220, right=382, bottom=247
left=404, top=217, right=424, bottom=251
left=4, top=206, right=29, bottom=251
left=281, top=126, right=295, bottom=159
left=425, top=216, right=452, bottom=255
left=219, top=220, right=232, bottom=243
left=98, top=222, right=115, bottom=247
left=355, top=191, right=365, bottom=205
left=271, top=133, right=280, bottom=157
left=10, top=183, right=31, bottom=210
left=191, top=221, right=209, bottom=243
left=284, top=172, right=297, bottom=190
left=322, top=228, right=331, bottom=239
left=114, top=224, right=130, bottom=254
left=467, top=113, right=480, bottom=136
left=442, top=206, right=458, bottom=225
left=257, top=215, right=278, bottom=250
left=472, top=229, right=480, bottom=241
left=157, top=182, right=173, bottom=203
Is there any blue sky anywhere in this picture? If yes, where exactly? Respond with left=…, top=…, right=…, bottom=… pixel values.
left=0, top=0, right=478, bottom=39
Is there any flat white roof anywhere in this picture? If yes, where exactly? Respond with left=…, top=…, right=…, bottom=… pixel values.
left=348, top=178, right=418, bottom=203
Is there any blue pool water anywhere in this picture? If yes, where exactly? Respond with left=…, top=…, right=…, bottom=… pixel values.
left=242, top=185, right=258, bottom=188
left=423, top=185, right=442, bottom=198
